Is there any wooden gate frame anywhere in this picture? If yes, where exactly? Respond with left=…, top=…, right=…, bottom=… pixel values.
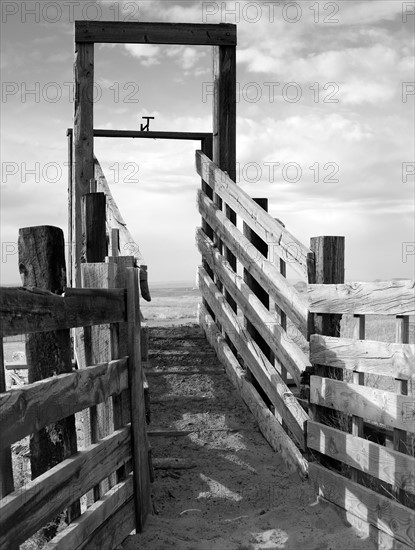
left=71, top=21, right=237, bottom=287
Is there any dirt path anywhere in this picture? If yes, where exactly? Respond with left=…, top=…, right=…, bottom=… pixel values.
left=121, top=324, right=374, bottom=550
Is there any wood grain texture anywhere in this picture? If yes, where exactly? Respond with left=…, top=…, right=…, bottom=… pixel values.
left=307, top=420, right=415, bottom=494
left=127, top=268, right=151, bottom=531
left=197, top=228, right=310, bottom=385
left=0, top=358, right=128, bottom=449
left=94, top=129, right=212, bottom=140
left=310, top=376, right=415, bottom=433
left=46, top=474, right=134, bottom=550
left=309, top=462, right=415, bottom=548
left=75, top=21, right=237, bottom=45
left=0, top=427, right=131, bottom=549
left=0, top=286, right=126, bottom=336
left=0, top=341, right=15, bottom=509
left=199, top=303, right=308, bottom=478
left=310, top=334, right=415, bottom=380
left=73, top=41, right=94, bottom=287
left=197, top=190, right=308, bottom=336
left=308, top=280, right=415, bottom=315
left=198, top=267, right=308, bottom=449
left=196, top=151, right=310, bottom=277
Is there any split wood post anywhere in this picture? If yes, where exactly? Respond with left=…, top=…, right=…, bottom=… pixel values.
left=80, top=190, right=112, bottom=501
left=213, top=44, right=237, bottom=316
left=73, top=41, right=94, bottom=288
left=307, top=236, right=345, bottom=457
left=67, top=128, right=73, bottom=287
left=243, top=199, right=275, bottom=410
left=394, top=315, right=409, bottom=505
left=127, top=267, right=151, bottom=531
left=18, top=225, right=80, bottom=532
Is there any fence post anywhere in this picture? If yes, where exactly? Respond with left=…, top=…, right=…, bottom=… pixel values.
left=308, top=236, right=345, bottom=440
left=18, top=225, right=80, bottom=531
left=127, top=267, right=151, bottom=531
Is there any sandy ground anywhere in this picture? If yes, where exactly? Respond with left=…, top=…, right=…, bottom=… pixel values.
left=121, top=323, right=375, bottom=550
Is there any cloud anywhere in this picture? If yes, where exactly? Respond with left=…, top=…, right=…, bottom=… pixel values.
left=123, top=44, right=161, bottom=66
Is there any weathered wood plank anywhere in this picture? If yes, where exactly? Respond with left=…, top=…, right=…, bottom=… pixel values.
left=197, top=190, right=309, bottom=336
left=308, top=280, right=415, bottom=315
left=307, top=420, right=415, bottom=494
left=0, top=340, right=15, bottom=518
left=197, top=228, right=310, bottom=385
left=127, top=268, right=151, bottom=531
left=73, top=41, right=94, bottom=287
left=310, top=334, right=415, bottom=380
left=198, top=267, right=308, bottom=448
left=0, top=427, right=131, bottom=549
left=310, top=376, right=415, bottom=433
left=309, top=462, right=415, bottom=548
left=199, top=303, right=308, bottom=478
left=75, top=21, right=237, bottom=45
left=94, top=129, right=212, bottom=140
left=45, top=474, right=134, bottom=550
left=0, top=358, right=128, bottom=450
left=196, top=151, right=310, bottom=277
left=0, top=287, right=126, bottom=336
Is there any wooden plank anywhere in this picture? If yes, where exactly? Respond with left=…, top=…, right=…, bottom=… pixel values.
left=309, top=462, right=415, bottom=548
left=45, top=474, right=134, bottom=550
left=197, top=228, right=310, bottom=385
left=93, top=129, right=212, bottom=140
left=199, top=303, right=308, bottom=478
left=196, top=150, right=310, bottom=277
left=75, top=21, right=237, bottom=45
left=0, top=358, right=128, bottom=450
left=73, top=41, right=94, bottom=287
left=308, top=280, right=415, bottom=315
left=197, top=190, right=309, bottom=336
left=198, top=267, right=308, bottom=448
left=310, top=376, right=415, bottom=433
left=95, top=158, right=145, bottom=263
left=0, top=287, right=126, bottom=336
left=127, top=268, right=151, bottom=531
left=307, top=420, right=415, bottom=494
left=0, top=340, right=15, bottom=529
left=0, top=427, right=131, bottom=549
left=310, top=335, right=415, bottom=380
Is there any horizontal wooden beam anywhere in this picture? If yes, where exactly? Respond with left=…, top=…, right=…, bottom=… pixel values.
left=0, top=286, right=126, bottom=337
left=75, top=21, right=237, bottom=45
left=196, top=151, right=311, bottom=278
left=310, top=376, right=415, bottom=433
left=199, top=303, right=308, bottom=478
left=0, top=427, right=131, bottom=548
left=199, top=267, right=308, bottom=449
left=307, top=420, right=415, bottom=494
left=309, top=462, right=415, bottom=548
left=0, top=358, right=128, bottom=449
left=68, top=129, right=213, bottom=141
left=47, top=474, right=134, bottom=550
left=308, top=280, right=415, bottom=315
left=197, top=228, right=310, bottom=385
left=310, top=334, right=415, bottom=380
left=197, top=190, right=309, bottom=336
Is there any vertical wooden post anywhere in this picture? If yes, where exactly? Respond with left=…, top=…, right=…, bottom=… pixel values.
left=67, top=128, right=73, bottom=288
left=351, top=315, right=365, bottom=484
left=213, top=44, right=237, bottom=314
left=73, top=41, right=94, bottom=287
left=82, top=192, right=107, bottom=262
left=18, top=225, right=80, bottom=531
left=308, top=236, right=345, bottom=430
left=394, top=315, right=409, bottom=504
left=127, top=267, right=151, bottom=531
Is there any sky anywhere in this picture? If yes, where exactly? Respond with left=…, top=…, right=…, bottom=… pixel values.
left=1, top=0, right=414, bottom=285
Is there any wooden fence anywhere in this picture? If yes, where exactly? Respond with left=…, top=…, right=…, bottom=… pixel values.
left=0, top=264, right=151, bottom=549
left=196, top=149, right=415, bottom=549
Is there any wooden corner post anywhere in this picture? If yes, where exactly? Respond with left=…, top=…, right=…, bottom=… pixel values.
left=213, top=42, right=237, bottom=314
left=73, top=41, right=94, bottom=287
